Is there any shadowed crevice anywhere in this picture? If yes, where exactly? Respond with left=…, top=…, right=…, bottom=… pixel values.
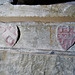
left=13, top=26, right=21, bottom=46
left=66, top=42, right=75, bottom=51
left=11, top=0, right=75, bottom=5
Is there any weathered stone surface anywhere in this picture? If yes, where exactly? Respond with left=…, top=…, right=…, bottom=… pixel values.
left=0, top=0, right=12, bottom=4
left=0, top=26, right=18, bottom=46
left=0, top=3, right=75, bottom=17
left=57, top=26, right=75, bottom=50
left=0, top=2, right=75, bottom=75
left=0, top=22, right=75, bottom=51
left=0, top=51, right=75, bottom=75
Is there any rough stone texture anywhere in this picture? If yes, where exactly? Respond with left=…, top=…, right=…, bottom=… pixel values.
left=0, top=0, right=12, bottom=4
left=0, top=51, right=75, bottom=75
left=0, top=3, right=75, bottom=17
left=0, top=22, right=75, bottom=51
left=0, top=2, right=75, bottom=75
left=0, top=22, right=75, bottom=75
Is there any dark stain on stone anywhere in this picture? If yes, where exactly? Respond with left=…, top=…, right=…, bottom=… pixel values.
left=50, top=51, right=54, bottom=54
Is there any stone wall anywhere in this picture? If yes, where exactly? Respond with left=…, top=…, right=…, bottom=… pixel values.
left=0, top=1, right=75, bottom=75
left=0, top=52, right=75, bottom=75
